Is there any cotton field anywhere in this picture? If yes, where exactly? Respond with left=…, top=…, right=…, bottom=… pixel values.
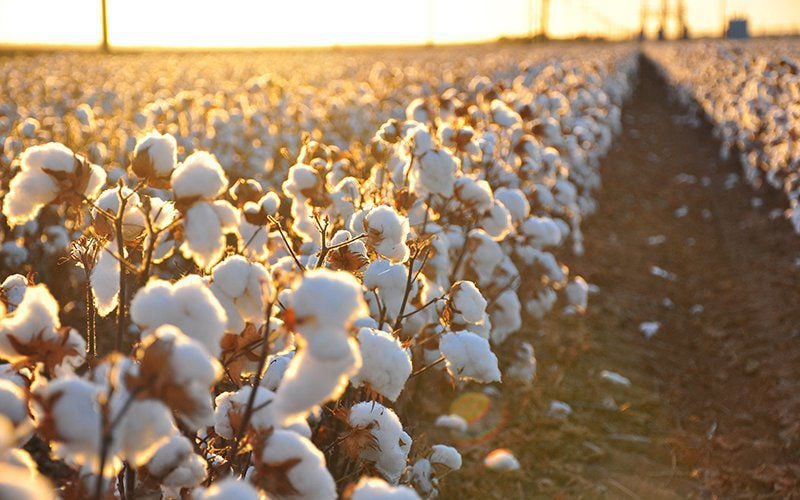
left=0, top=45, right=637, bottom=498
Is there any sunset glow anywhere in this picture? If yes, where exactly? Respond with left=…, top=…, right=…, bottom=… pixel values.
left=1, top=0, right=799, bottom=48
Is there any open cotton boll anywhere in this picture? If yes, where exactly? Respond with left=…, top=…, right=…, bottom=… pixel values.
left=506, top=341, right=537, bottom=383
left=0, top=463, right=55, bottom=500
left=0, top=284, right=61, bottom=363
left=130, top=274, right=227, bottom=357
left=465, top=230, right=504, bottom=284
left=454, top=176, right=494, bottom=214
left=282, top=163, right=321, bottom=200
left=0, top=274, right=28, bottom=312
left=490, top=100, right=522, bottom=127
left=132, top=131, right=177, bottom=181
left=483, top=449, right=520, bottom=471
left=521, top=216, right=562, bottom=249
left=90, top=240, right=120, bottom=317
left=271, top=338, right=361, bottom=427
left=130, top=325, right=222, bottom=429
left=411, top=148, right=457, bottom=197
left=348, top=401, right=411, bottom=485
left=430, top=444, right=462, bottom=471
left=214, top=386, right=278, bottom=439
left=32, top=377, right=103, bottom=469
left=253, top=429, right=336, bottom=500
left=261, top=349, right=295, bottom=391
left=181, top=200, right=239, bottom=271
left=526, top=288, right=557, bottom=319
left=362, top=259, right=412, bottom=322
left=0, top=379, right=32, bottom=442
left=351, top=328, right=412, bottom=401
left=290, top=269, right=367, bottom=360
left=494, top=187, right=530, bottom=223
left=144, top=434, right=207, bottom=495
left=480, top=200, right=513, bottom=240
left=93, top=187, right=146, bottom=241
left=0, top=242, right=28, bottom=268
left=3, top=143, right=105, bottom=227
left=210, top=255, right=271, bottom=333
left=434, top=414, right=468, bottom=432
left=407, top=459, right=435, bottom=497
left=363, top=205, right=410, bottom=263
left=439, top=330, right=501, bottom=383
left=489, top=290, right=522, bottom=345
left=449, top=281, right=487, bottom=324
left=350, top=477, right=421, bottom=500
left=192, top=477, right=261, bottom=500
left=564, top=276, right=589, bottom=314
left=171, top=151, right=228, bottom=201
left=113, top=398, right=175, bottom=467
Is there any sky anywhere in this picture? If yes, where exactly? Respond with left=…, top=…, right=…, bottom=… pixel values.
left=0, top=0, right=798, bottom=48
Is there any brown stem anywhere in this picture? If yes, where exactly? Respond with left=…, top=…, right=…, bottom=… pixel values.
left=114, top=191, right=128, bottom=353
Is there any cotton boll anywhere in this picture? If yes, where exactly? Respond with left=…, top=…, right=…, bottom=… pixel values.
left=490, top=100, right=522, bottom=127
left=0, top=379, right=32, bottom=443
left=131, top=275, right=227, bottom=357
left=0, top=274, right=28, bottom=312
left=430, top=444, right=462, bottom=471
left=0, top=284, right=64, bottom=365
left=171, top=151, right=228, bottom=201
left=564, top=276, right=589, bottom=314
left=480, top=200, right=513, bottom=240
left=407, top=459, right=435, bottom=496
left=350, top=477, right=421, bottom=500
left=449, top=281, right=487, bottom=324
left=364, top=205, right=410, bottom=263
left=253, top=429, right=336, bottom=499
left=192, top=477, right=262, bottom=500
left=0, top=463, right=55, bottom=500
left=454, top=176, right=493, bottom=213
left=439, top=330, right=501, bottom=383
left=505, top=342, right=537, bottom=383
left=348, top=401, right=411, bottom=485
left=483, top=449, right=520, bottom=471
left=489, top=289, right=521, bottom=345
left=271, top=338, right=361, bottom=427
left=494, top=187, right=530, bottom=223
left=526, top=288, right=557, bottom=319
left=521, top=216, right=562, bottom=249
left=210, top=255, right=271, bottom=333
left=180, top=201, right=230, bottom=270
left=465, top=230, right=504, bottom=284
left=261, top=349, right=295, bottom=391
left=290, top=269, right=367, bottom=360
left=351, top=328, right=412, bottom=401
left=113, top=398, right=175, bottom=467
left=282, top=162, right=322, bottom=201
left=32, top=377, right=103, bottom=469
left=362, top=259, right=413, bottom=322
left=132, top=131, right=177, bottom=182
left=434, top=414, right=468, bottom=432
left=1, top=241, right=28, bottom=268
left=90, top=240, right=120, bottom=317
left=144, top=434, right=207, bottom=495
left=93, top=187, right=146, bottom=241
left=412, top=149, right=457, bottom=197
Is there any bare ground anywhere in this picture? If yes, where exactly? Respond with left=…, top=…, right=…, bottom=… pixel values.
left=439, top=57, right=800, bottom=499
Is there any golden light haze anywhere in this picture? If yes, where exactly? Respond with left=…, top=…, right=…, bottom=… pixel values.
left=0, top=0, right=799, bottom=48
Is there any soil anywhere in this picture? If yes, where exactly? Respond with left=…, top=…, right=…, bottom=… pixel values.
left=439, top=57, right=800, bottom=499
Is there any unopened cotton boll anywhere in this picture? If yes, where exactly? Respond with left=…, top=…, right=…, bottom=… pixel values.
left=351, top=328, right=412, bottom=401
left=439, top=330, right=501, bottom=383
left=363, top=205, right=411, bottom=263
left=350, top=477, right=421, bottom=500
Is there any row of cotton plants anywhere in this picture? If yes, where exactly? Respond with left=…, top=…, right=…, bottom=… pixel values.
left=646, top=41, right=800, bottom=231
left=0, top=46, right=636, bottom=499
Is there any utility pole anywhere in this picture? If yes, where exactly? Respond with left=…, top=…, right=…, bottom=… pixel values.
left=101, top=0, right=110, bottom=53
left=539, top=0, right=550, bottom=39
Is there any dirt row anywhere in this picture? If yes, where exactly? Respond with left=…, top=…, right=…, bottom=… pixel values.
left=442, top=56, right=800, bottom=499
